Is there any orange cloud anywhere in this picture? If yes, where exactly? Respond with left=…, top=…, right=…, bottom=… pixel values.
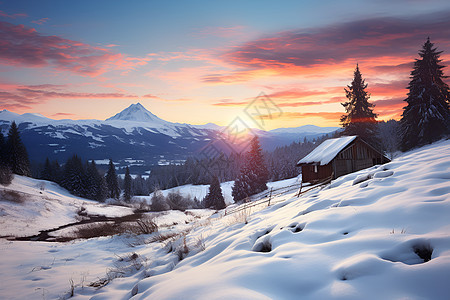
left=51, top=112, right=76, bottom=117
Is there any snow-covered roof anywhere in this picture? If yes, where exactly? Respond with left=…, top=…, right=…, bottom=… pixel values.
left=297, top=135, right=357, bottom=166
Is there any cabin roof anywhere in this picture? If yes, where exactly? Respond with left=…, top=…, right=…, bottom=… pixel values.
left=297, top=135, right=357, bottom=166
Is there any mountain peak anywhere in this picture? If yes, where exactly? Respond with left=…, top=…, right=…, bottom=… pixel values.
left=106, top=103, right=166, bottom=123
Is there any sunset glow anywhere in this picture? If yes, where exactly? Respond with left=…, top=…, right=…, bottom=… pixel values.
left=1, top=1, right=450, bottom=129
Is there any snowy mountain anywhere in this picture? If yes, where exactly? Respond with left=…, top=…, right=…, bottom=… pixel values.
left=1, top=140, right=449, bottom=299
left=106, top=103, right=167, bottom=123
left=0, top=104, right=337, bottom=167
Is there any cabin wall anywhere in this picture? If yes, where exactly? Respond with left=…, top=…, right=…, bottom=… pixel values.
left=333, top=140, right=385, bottom=179
left=301, top=164, right=332, bottom=183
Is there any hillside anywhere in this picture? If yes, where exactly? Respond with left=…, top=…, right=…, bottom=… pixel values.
left=0, top=139, right=449, bottom=299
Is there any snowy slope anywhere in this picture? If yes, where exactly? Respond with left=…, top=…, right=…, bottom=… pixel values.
left=132, top=139, right=450, bottom=299
left=0, top=140, right=449, bottom=300
left=0, top=176, right=134, bottom=237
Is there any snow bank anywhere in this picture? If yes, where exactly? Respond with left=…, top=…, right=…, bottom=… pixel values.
left=0, top=176, right=133, bottom=236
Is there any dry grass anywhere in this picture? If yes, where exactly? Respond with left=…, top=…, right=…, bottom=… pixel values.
left=0, top=190, right=26, bottom=203
left=72, top=216, right=158, bottom=239
left=74, top=222, right=122, bottom=239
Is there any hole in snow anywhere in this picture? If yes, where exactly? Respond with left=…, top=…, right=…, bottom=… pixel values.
left=380, top=240, right=434, bottom=265
left=413, top=243, right=433, bottom=262
left=342, top=232, right=349, bottom=235
left=288, top=223, right=304, bottom=233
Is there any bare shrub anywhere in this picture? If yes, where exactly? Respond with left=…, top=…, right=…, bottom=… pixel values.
left=167, top=191, right=191, bottom=211
left=147, top=232, right=179, bottom=244
left=0, top=166, right=13, bottom=185
left=89, top=252, right=147, bottom=289
left=176, top=236, right=189, bottom=261
left=124, top=217, right=158, bottom=235
left=0, top=190, right=25, bottom=203
left=194, top=235, right=206, bottom=252
left=150, top=189, right=170, bottom=211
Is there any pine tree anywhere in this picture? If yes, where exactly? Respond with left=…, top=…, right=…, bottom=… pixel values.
left=0, top=132, right=5, bottom=165
left=0, top=132, right=13, bottom=185
left=51, top=160, right=62, bottom=184
left=400, top=38, right=450, bottom=151
left=340, top=65, right=380, bottom=148
left=232, top=136, right=269, bottom=202
left=62, top=155, right=86, bottom=197
left=85, top=161, right=107, bottom=202
left=231, top=168, right=251, bottom=202
left=6, top=121, right=31, bottom=176
left=247, top=136, right=269, bottom=193
left=203, top=175, right=226, bottom=210
left=123, top=166, right=132, bottom=202
left=41, top=157, right=52, bottom=181
left=105, top=159, right=120, bottom=199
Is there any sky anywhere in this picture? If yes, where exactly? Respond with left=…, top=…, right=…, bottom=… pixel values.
left=1, top=0, right=450, bottom=130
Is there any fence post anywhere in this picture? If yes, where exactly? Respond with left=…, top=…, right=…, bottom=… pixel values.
left=297, top=181, right=303, bottom=197
left=268, top=187, right=273, bottom=206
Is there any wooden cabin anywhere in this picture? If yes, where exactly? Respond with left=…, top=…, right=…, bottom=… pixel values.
left=297, top=136, right=390, bottom=183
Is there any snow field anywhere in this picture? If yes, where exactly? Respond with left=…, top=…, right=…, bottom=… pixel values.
left=132, top=140, right=450, bottom=299
left=0, top=139, right=449, bottom=299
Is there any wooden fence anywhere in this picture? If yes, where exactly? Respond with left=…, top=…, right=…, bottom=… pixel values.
left=224, top=175, right=333, bottom=216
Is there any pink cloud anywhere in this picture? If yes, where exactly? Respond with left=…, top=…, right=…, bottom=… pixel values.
left=0, top=10, right=27, bottom=19
left=0, top=21, right=150, bottom=76
left=31, top=18, right=49, bottom=25
left=0, top=84, right=139, bottom=111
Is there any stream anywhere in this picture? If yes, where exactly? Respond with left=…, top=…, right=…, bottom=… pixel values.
left=4, top=212, right=144, bottom=242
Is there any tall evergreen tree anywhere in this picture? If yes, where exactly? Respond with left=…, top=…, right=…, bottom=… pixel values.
left=105, top=159, right=120, bottom=199
left=51, top=160, right=62, bottom=184
left=123, top=166, right=132, bottom=202
left=232, top=136, right=269, bottom=202
left=41, top=157, right=52, bottom=181
left=62, top=155, right=86, bottom=197
left=6, top=121, right=31, bottom=176
left=0, top=132, right=13, bottom=185
left=340, top=65, right=380, bottom=148
left=0, top=132, right=5, bottom=166
left=203, top=175, right=226, bottom=210
left=86, top=161, right=107, bottom=202
left=400, top=38, right=450, bottom=151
